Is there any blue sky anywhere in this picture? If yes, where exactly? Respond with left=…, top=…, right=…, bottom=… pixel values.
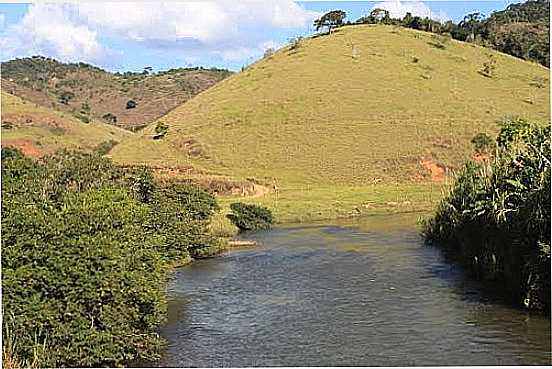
left=0, top=1, right=520, bottom=72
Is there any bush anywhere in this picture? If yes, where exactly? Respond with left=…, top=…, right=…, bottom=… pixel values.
left=1, top=149, right=221, bottom=366
left=102, top=112, right=117, bottom=124
left=58, top=91, right=74, bottom=105
left=227, top=202, right=273, bottom=231
left=288, top=36, right=304, bottom=53
left=153, top=122, right=169, bottom=139
left=423, top=118, right=550, bottom=312
left=471, top=132, right=494, bottom=154
left=94, top=139, right=119, bottom=155
left=126, top=100, right=137, bottom=109
left=479, top=54, right=497, bottom=78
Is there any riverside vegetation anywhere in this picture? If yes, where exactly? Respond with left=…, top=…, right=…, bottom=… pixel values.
left=423, top=119, right=550, bottom=312
left=1, top=148, right=271, bottom=367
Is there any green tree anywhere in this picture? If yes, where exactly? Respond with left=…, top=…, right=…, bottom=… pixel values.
left=314, top=10, right=346, bottom=34
left=227, top=202, right=273, bottom=231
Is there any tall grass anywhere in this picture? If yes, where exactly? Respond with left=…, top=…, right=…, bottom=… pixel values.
left=423, top=118, right=550, bottom=311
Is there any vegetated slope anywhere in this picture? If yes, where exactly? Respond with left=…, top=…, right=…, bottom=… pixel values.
left=112, top=25, right=549, bottom=220
left=483, top=0, right=549, bottom=67
left=1, top=91, right=132, bottom=157
left=1, top=56, right=232, bottom=130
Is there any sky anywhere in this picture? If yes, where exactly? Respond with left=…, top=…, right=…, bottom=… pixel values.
left=0, top=1, right=522, bottom=72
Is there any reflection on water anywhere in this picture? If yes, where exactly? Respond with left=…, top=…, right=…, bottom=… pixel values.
left=152, top=214, right=551, bottom=367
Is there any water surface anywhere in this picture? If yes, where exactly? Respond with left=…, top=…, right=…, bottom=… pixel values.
left=154, top=214, right=551, bottom=367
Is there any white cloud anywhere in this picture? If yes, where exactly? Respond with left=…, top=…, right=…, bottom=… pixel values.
left=0, top=1, right=319, bottom=65
left=372, top=1, right=449, bottom=22
left=1, top=3, right=112, bottom=63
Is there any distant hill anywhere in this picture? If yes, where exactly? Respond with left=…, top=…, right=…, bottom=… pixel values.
left=1, top=56, right=232, bottom=131
left=1, top=90, right=132, bottom=157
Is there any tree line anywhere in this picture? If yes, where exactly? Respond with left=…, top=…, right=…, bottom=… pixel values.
left=314, top=0, right=549, bottom=67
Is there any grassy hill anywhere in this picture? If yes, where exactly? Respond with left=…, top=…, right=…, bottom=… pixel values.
left=1, top=57, right=232, bottom=130
left=1, top=91, right=132, bottom=157
left=112, top=25, right=550, bottom=221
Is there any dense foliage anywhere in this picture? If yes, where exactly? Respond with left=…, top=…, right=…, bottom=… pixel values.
left=227, top=203, right=273, bottom=231
left=314, top=10, right=347, bottom=33
left=1, top=149, right=220, bottom=367
left=354, top=0, right=549, bottom=67
left=423, top=119, right=550, bottom=312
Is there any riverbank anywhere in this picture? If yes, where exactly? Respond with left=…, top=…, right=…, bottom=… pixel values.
left=216, top=182, right=444, bottom=224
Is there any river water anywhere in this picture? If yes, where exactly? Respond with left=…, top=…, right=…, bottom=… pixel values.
left=153, top=214, right=551, bottom=367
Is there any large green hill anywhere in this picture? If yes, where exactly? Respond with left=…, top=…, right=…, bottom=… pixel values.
left=112, top=25, right=550, bottom=221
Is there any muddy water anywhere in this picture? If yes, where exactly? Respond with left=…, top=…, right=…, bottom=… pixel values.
left=153, top=214, right=551, bottom=367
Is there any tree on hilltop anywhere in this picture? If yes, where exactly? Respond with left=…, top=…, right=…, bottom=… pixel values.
left=314, top=10, right=346, bottom=34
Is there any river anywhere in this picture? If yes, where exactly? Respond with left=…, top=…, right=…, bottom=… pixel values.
left=152, top=214, right=551, bottom=366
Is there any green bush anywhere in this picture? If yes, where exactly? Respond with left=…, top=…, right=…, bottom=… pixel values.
left=227, top=202, right=273, bottom=231
left=94, top=139, right=119, bottom=155
left=102, top=112, right=117, bottom=124
left=423, top=118, right=550, bottom=311
left=1, top=148, right=221, bottom=366
left=471, top=132, right=494, bottom=154
left=126, top=100, right=137, bottom=109
left=153, top=122, right=169, bottom=139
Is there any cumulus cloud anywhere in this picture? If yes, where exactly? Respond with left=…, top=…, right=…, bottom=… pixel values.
left=1, top=3, right=116, bottom=63
left=372, top=1, right=449, bottom=22
left=0, top=1, right=318, bottom=65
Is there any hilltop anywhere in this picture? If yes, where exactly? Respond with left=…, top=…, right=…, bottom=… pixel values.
left=1, top=57, right=232, bottom=130
left=112, top=25, right=548, bottom=220
left=1, top=90, right=132, bottom=157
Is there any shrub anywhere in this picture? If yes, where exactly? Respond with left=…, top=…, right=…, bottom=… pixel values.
left=58, top=91, right=74, bottom=105
left=94, top=139, right=119, bottom=155
left=479, top=54, right=497, bottom=77
left=423, top=119, right=550, bottom=311
left=471, top=132, right=494, bottom=154
left=1, top=149, right=221, bottom=366
left=102, top=112, right=117, bottom=124
left=126, top=100, right=137, bottom=109
left=75, top=113, right=90, bottom=124
left=153, top=122, right=169, bottom=139
left=288, top=36, right=304, bottom=53
left=227, top=202, right=273, bottom=231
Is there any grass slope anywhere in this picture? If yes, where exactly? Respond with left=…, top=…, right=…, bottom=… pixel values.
left=113, top=25, right=550, bottom=221
left=1, top=91, right=132, bottom=157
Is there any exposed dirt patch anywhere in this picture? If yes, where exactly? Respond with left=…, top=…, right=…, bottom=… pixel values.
left=420, top=157, right=446, bottom=182
left=3, top=139, right=43, bottom=157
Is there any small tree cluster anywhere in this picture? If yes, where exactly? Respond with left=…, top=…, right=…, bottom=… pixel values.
left=314, top=10, right=346, bottom=34
left=227, top=202, right=273, bottom=231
